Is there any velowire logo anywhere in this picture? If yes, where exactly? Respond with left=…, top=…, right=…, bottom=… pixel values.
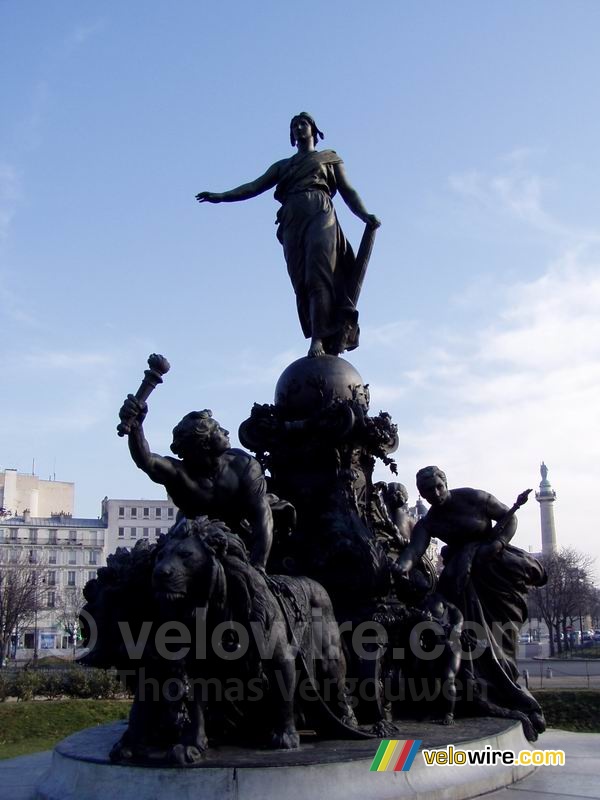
left=369, top=739, right=422, bottom=772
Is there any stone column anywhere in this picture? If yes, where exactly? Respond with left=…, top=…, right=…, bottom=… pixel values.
left=535, top=462, right=557, bottom=555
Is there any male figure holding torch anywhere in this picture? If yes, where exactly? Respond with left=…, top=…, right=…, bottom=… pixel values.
left=118, top=390, right=273, bottom=571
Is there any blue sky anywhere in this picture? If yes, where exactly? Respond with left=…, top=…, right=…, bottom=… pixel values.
left=2, top=1, right=599, bottom=572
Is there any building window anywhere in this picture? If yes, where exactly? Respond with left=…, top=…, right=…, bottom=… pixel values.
left=9, top=549, right=19, bottom=563
left=28, top=549, right=38, bottom=564
left=29, top=529, right=38, bottom=543
left=130, top=527, right=137, bottom=538
left=167, top=507, right=174, bottom=519
left=143, top=507, right=149, bottom=518
left=88, top=571, right=96, bottom=582
left=47, top=591, right=55, bottom=608
left=143, top=527, right=149, bottom=538
left=48, top=531, right=57, bottom=545
left=155, top=507, right=162, bottom=518
left=69, top=530, right=77, bottom=543
left=118, top=527, right=124, bottom=538
left=88, top=550, right=98, bottom=565
left=68, top=549, right=76, bottom=565
left=49, top=551, right=57, bottom=565
left=131, top=507, right=137, bottom=518
left=118, top=507, right=125, bottom=518
left=47, top=571, right=56, bottom=586
left=67, top=571, right=76, bottom=587
left=9, top=529, right=17, bottom=541
left=0, top=530, right=4, bottom=543
left=24, top=633, right=34, bottom=649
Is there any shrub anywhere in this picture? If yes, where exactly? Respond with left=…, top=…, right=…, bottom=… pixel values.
left=63, top=668, right=92, bottom=699
left=86, top=669, right=124, bottom=700
left=38, top=670, right=65, bottom=700
left=0, top=666, right=131, bottom=701
left=12, top=670, right=42, bottom=702
left=0, top=671, right=14, bottom=701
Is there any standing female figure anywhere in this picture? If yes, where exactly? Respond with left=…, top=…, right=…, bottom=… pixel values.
left=197, top=113, right=380, bottom=357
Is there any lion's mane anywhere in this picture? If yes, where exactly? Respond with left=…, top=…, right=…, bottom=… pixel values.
left=154, top=516, right=274, bottom=632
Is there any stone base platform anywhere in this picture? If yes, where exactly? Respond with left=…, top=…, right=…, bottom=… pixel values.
left=35, top=718, right=536, bottom=800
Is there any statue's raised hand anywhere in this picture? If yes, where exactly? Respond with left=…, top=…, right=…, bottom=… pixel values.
left=365, top=213, right=381, bottom=229
left=195, top=191, right=223, bottom=203
left=118, top=394, right=148, bottom=431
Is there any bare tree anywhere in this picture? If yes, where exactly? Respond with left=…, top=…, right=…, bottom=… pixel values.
left=529, top=547, right=596, bottom=656
left=54, top=588, right=85, bottom=658
left=0, top=551, right=43, bottom=667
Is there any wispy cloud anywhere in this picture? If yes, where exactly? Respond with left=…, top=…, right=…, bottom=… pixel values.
left=390, top=255, right=600, bottom=563
left=449, top=153, right=600, bottom=243
left=203, top=347, right=304, bottom=389
left=20, top=350, right=112, bottom=371
left=500, top=146, right=548, bottom=166
left=0, top=163, right=35, bottom=325
left=0, top=280, right=38, bottom=326
left=0, top=346, right=120, bottom=443
left=13, top=20, right=105, bottom=153
left=0, top=163, right=21, bottom=241
left=377, top=156, right=600, bottom=571
left=65, top=20, right=106, bottom=49
left=363, top=319, right=417, bottom=348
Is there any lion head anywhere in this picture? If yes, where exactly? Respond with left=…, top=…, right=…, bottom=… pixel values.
left=152, top=517, right=226, bottom=601
left=152, top=516, right=270, bottom=627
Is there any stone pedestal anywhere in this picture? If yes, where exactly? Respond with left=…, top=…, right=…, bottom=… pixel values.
left=35, top=718, right=536, bottom=800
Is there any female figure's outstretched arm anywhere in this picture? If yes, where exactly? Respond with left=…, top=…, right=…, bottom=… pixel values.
left=196, top=159, right=287, bottom=204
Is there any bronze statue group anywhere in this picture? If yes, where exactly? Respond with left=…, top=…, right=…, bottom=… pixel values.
left=81, top=113, right=547, bottom=766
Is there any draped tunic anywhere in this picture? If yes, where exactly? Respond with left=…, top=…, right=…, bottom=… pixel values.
left=274, top=150, right=359, bottom=354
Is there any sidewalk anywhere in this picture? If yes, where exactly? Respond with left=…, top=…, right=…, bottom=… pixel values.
left=0, top=728, right=597, bottom=799
left=0, top=750, right=51, bottom=800
left=486, top=729, right=600, bottom=799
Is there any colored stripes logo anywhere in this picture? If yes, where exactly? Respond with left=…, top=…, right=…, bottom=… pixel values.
left=370, top=739, right=422, bottom=772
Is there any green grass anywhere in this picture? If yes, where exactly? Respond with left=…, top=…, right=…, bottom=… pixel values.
left=0, top=692, right=598, bottom=760
left=532, top=689, right=600, bottom=732
left=0, top=700, right=129, bottom=760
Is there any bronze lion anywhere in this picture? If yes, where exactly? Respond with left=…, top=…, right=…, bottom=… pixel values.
left=85, top=516, right=357, bottom=766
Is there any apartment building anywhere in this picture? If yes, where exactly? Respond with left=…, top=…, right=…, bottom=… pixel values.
left=0, top=512, right=106, bottom=657
left=101, top=496, right=177, bottom=554
left=0, top=468, right=74, bottom=518
left=0, top=494, right=177, bottom=661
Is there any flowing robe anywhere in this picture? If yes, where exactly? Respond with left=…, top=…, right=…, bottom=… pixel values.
left=274, top=150, right=359, bottom=355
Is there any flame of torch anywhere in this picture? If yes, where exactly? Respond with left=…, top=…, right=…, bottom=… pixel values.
left=117, top=353, right=171, bottom=437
